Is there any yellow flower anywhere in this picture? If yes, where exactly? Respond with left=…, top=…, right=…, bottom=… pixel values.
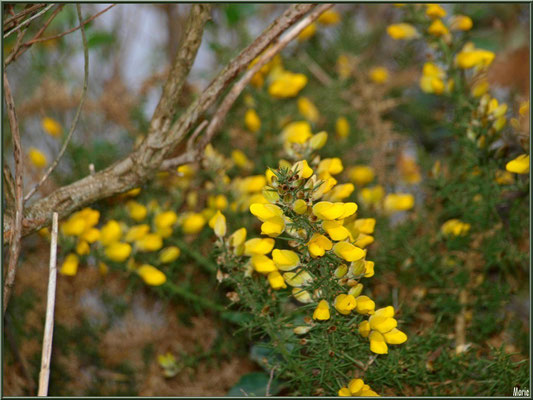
left=297, top=96, right=319, bottom=123
left=338, top=387, right=352, bottom=396
left=244, top=109, right=261, bottom=133
left=125, top=224, right=150, bottom=242
left=41, top=117, right=63, bottom=137
left=281, top=121, right=313, bottom=144
left=369, top=67, right=389, bottom=84
left=312, top=300, right=330, bottom=320
left=261, top=216, right=285, bottom=237
left=471, top=79, right=489, bottom=97
left=398, top=155, right=422, bottom=184
left=155, top=211, right=178, bottom=230
left=317, top=9, right=340, bottom=25
left=99, top=262, right=109, bottom=276
left=159, top=246, right=180, bottom=263
left=353, top=218, right=376, bottom=235
left=326, top=183, right=354, bottom=202
left=209, top=210, right=227, bottom=238
left=360, top=306, right=407, bottom=354
left=318, top=157, right=344, bottom=176
left=334, top=294, right=357, bottom=315
left=244, top=238, right=275, bottom=256
left=495, top=170, right=515, bottom=185
left=60, top=253, right=79, bottom=276
left=238, top=175, right=267, bottom=193
left=345, top=378, right=379, bottom=396
left=125, top=187, right=141, bottom=197
left=312, top=201, right=357, bottom=220
left=298, top=23, right=316, bottom=41
left=81, top=228, right=100, bottom=243
left=208, top=194, right=229, bottom=211
left=455, top=44, right=495, bottom=69
left=355, top=295, right=375, bottom=315
left=333, top=241, right=365, bottom=262
left=359, top=185, right=385, bottom=207
left=292, top=160, right=314, bottom=179
left=229, top=227, right=247, bottom=248
left=387, top=23, right=418, bottom=40
left=336, top=116, right=350, bottom=138
left=307, top=233, right=333, bottom=257
left=250, top=203, right=283, bottom=221
left=104, top=242, right=132, bottom=262
left=323, top=220, right=351, bottom=241
left=420, top=62, right=446, bottom=95
left=181, top=212, right=206, bottom=234
left=126, top=201, right=147, bottom=222
left=427, top=19, right=449, bottom=37
left=251, top=254, right=277, bottom=274
left=293, top=199, right=308, bottom=215
left=100, top=220, right=122, bottom=245
left=136, top=233, right=163, bottom=252
left=61, top=215, right=87, bottom=236
left=232, top=150, right=252, bottom=170
left=76, top=240, right=90, bottom=256
left=425, top=4, right=446, bottom=19
left=310, top=131, right=328, bottom=150
left=450, top=15, right=473, bottom=31
left=349, top=165, right=375, bottom=186
left=505, top=154, right=529, bottom=174
left=267, top=270, right=287, bottom=290
left=28, top=148, right=47, bottom=168
left=137, top=264, right=167, bottom=286
left=363, top=260, right=375, bottom=277
left=441, top=219, right=471, bottom=237
left=293, top=325, right=312, bottom=335
left=384, top=193, right=414, bottom=213
left=268, top=71, right=308, bottom=98
left=519, top=101, right=529, bottom=116
left=292, top=288, right=313, bottom=303
left=283, top=269, right=313, bottom=287
left=272, top=249, right=300, bottom=271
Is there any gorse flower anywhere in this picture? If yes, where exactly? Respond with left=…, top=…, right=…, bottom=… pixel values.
left=338, top=378, right=379, bottom=396
left=358, top=306, right=407, bottom=354
left=441, top=219, right=471, bottom=237
left=42, top=116, right=63, bottom=137
left=386, top=23, right=418, bottom=40
left=505, top=154, right=529, bottom=174
left=368, top=66, right=389, bottom=84
left=28, top=148, right=47, bottom=168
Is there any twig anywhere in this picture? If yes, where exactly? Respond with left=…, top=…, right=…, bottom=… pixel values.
left=266, top=366, right=277, bottom=396
left=455, top=289, right=468, bottom=354
left=3, top=4, right=46, bottom=31
left=3, top=71, right=24, bottom=315
left=301, top=51, right=333, bottom=86
left=4, top=24, right=30, bottom=67
left=26, top=4, right=116, bottom=45
left=160, top=120, right=208, bottom=170
left=37, top=212, right=59, bottom=396
left=197, top=3, right=334, bottom=152
left=3, top=4, right=53, bottom=39
left=5, top=4, right=65, bottom=66
left=24, top=4, right=89, bottom=203
left=3, top=162, right=16, bottom=211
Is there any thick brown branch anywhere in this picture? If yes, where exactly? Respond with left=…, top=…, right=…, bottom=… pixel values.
left=6, top=4, right=315, bottom=239
left=3, top=71, right=24, bottom=315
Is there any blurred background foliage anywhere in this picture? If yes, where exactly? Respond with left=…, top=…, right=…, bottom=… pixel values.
left=2, top=3, right=529, bottom=396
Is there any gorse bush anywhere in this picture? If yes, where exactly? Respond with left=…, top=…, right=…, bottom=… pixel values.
left=5, top=3, right=529, bottom=397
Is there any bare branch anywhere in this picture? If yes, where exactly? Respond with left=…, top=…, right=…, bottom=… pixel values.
left=37, top=212, right=59, bottom=396
left=3, top=4, right=46, bottom=31
left=5, top=4, right=317, bottom=239
left=3, top=71, right=24, bottom=315
left=24, top=4, right=89, bottom=203
left=3, top=162, right=16, bottom=211
left=25, top=4, right=116, bottom=45
left=160, top=120, right=208, bottom=170
left=5, top=4, right=65, bottom=66
left=3, top=4, right=53, bottom=38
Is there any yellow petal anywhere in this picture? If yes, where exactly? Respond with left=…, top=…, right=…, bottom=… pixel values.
left=244, top=238, right=275, bottom=255
left=137, top=264, right=167, bottom=286
left=383, top=328, right=408, bottom=344
left=272, top=249, right=300, bottom=271
left=333, top=242, right=365, bottom=262
left=505, top=154, right=529, bottom=174
left=369, top=331, right=388, bottom=354
left=251, top=255, right=277, bottom=274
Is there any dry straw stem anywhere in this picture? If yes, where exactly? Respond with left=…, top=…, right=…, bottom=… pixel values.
left=3, top=71, right=24, bottom=315
left=4, top=4, right=317, bottom=240
left=3, top=4, right=47, bottom=31
left=24, top=4, right=89, bottom=203
left=3, top=4, right=54, bottom=39
left=37, top=212, right=59, bottom=396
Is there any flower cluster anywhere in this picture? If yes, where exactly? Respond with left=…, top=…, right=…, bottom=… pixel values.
left=215, top=156, right=407, bottom=358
